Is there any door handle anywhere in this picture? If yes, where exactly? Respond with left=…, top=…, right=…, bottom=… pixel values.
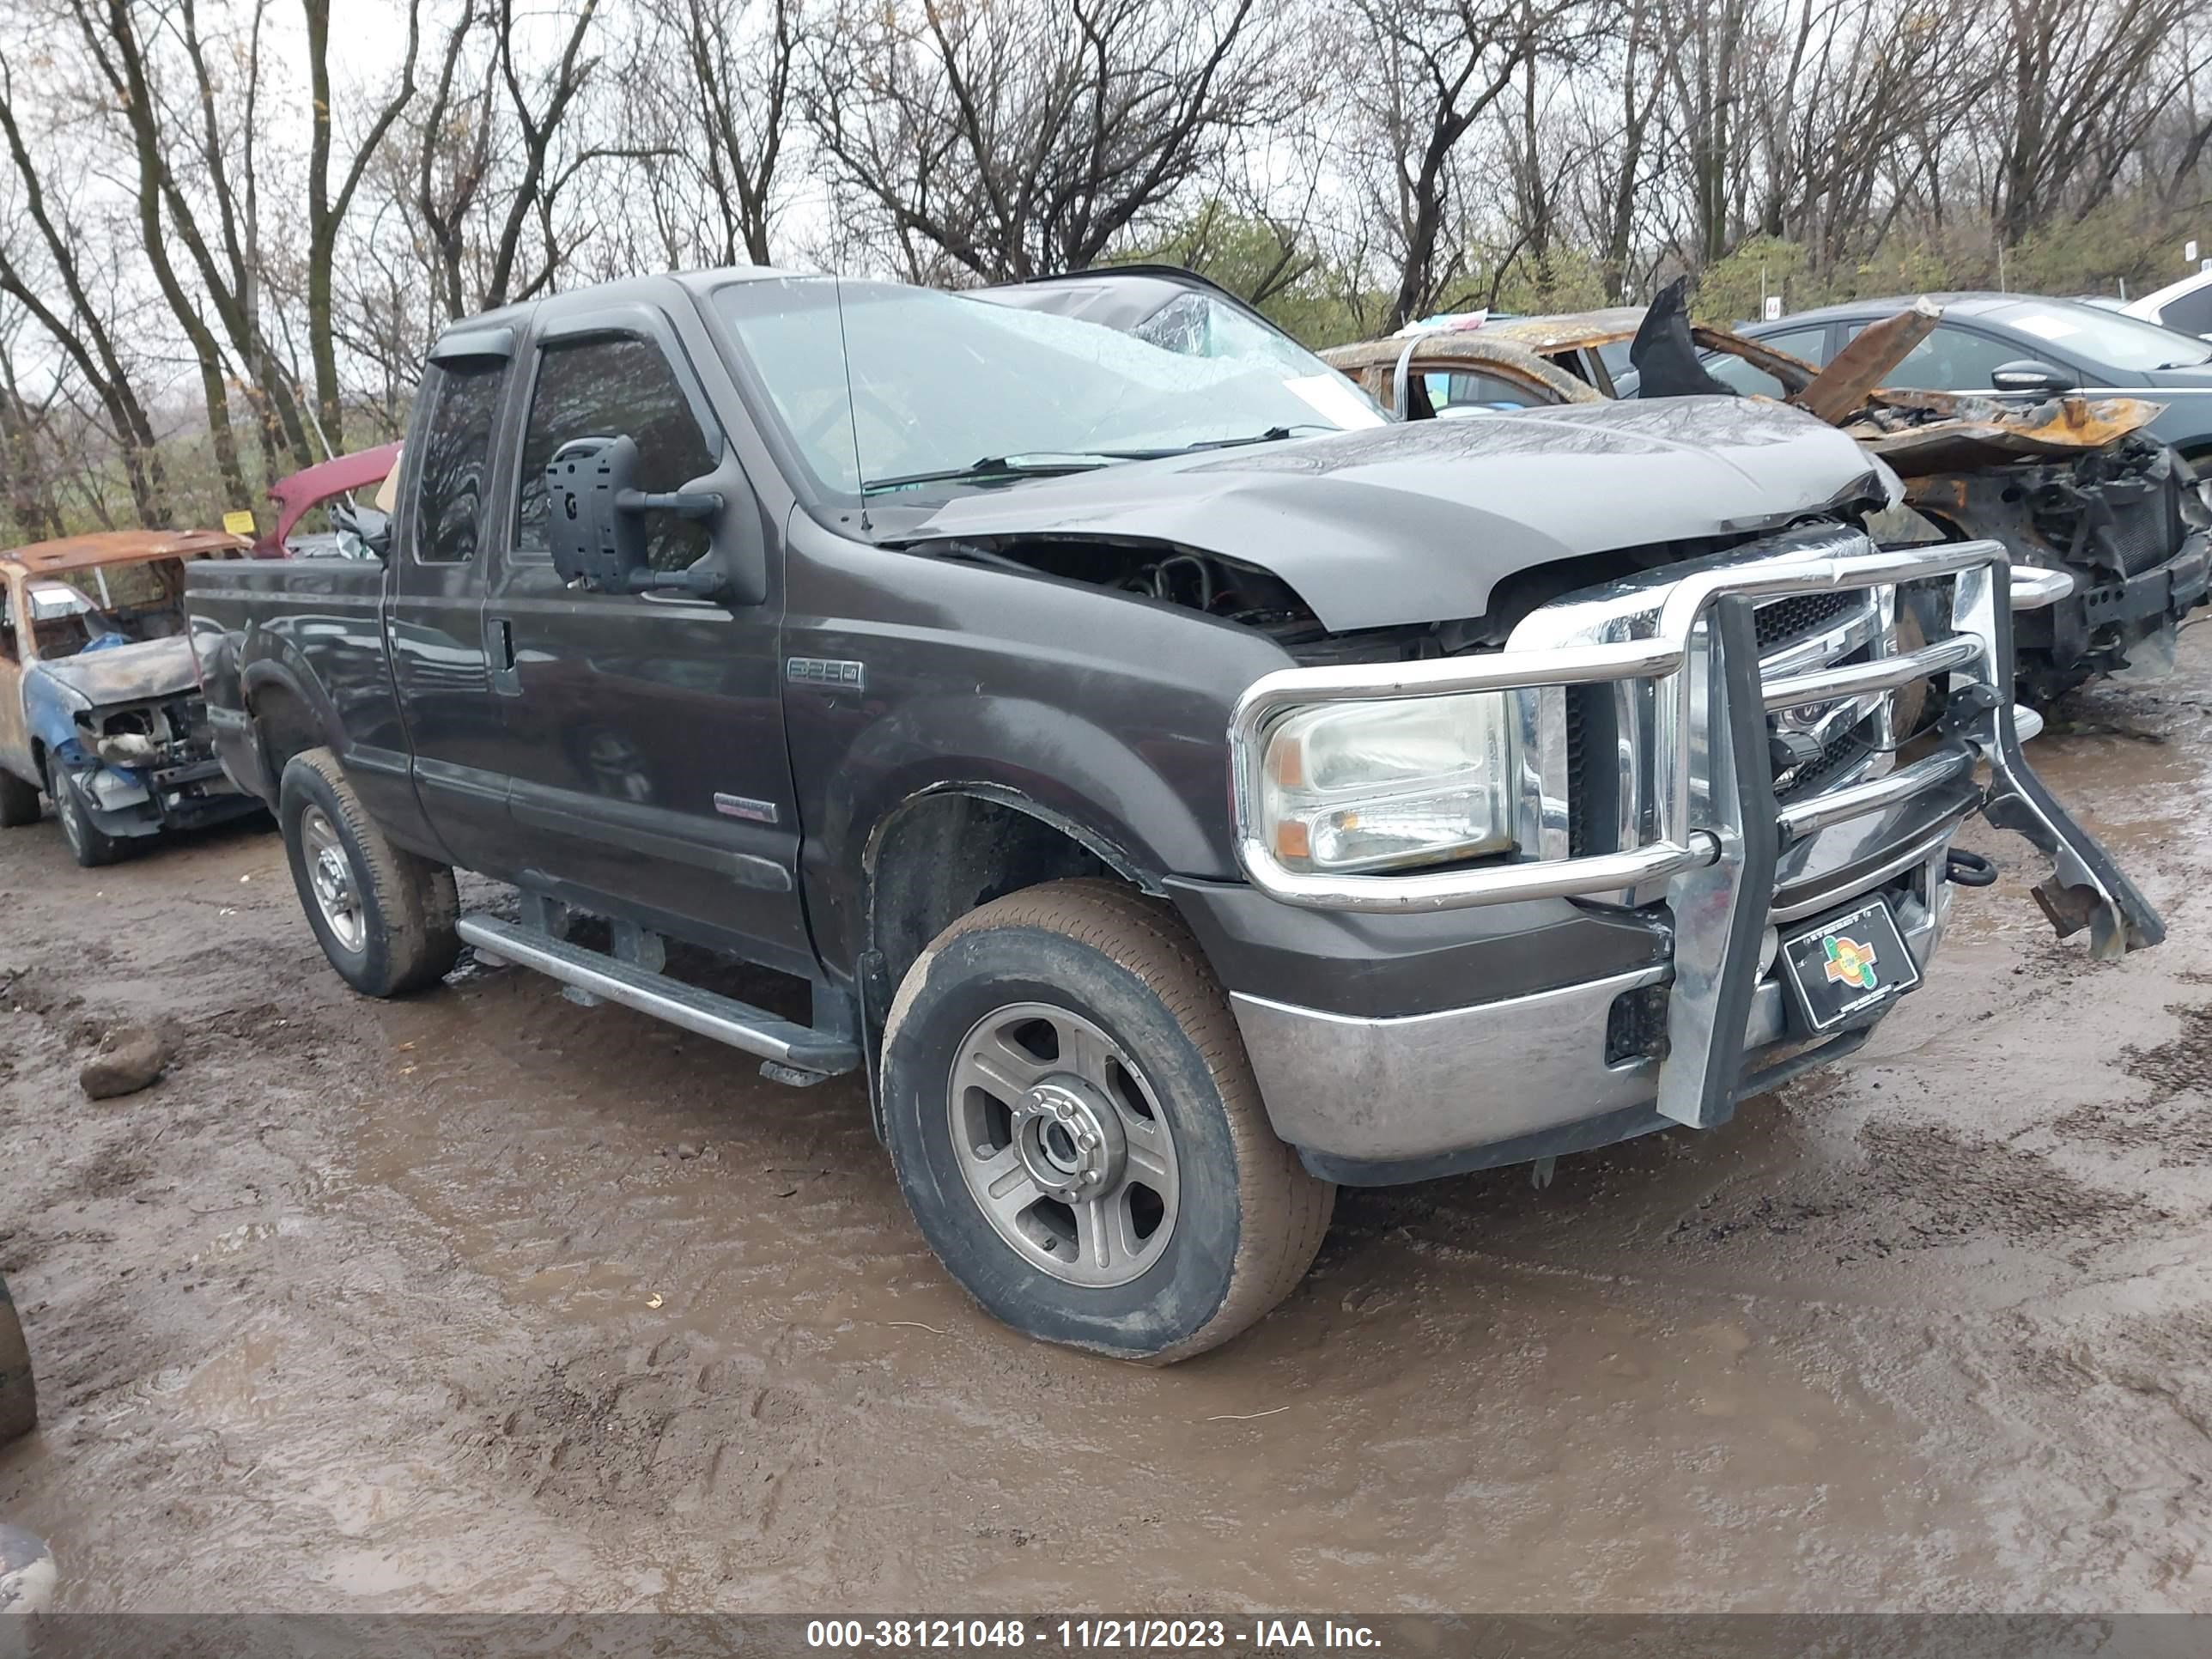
left=486, top=616, right=520, bottom=696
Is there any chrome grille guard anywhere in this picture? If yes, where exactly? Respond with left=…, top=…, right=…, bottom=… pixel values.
left=1229, top=525, right=2163, bottom=1129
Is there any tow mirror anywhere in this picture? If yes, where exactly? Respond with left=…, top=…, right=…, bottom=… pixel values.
left=1990, top=359, right=2074, bottom=395
left=544, top=434, right=732, bottom=600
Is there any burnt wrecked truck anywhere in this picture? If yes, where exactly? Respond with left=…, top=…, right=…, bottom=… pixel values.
left=184, top=270, right=2159, bottom=1360
left=1, top=530, right=264, bottom=866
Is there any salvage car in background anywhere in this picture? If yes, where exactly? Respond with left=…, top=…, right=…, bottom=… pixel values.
left=1722, top=293, right=2212, bottom=461
left=186, top=266, right=2157, bottom=1360
left=0, top=530, right=264, bottom=865
left=2123, top=269, right=2212, bottom=344
left=252, top=441, right=401, bottom=560
left=1324, top=303, right=2212, bottom=703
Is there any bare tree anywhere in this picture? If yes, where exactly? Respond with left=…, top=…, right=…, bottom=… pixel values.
left=483, top=0, right=603, bottom=306
left=0, top=60, right=171, bottom=526
left=1580, top=0, right=1665, bottom=299
left=63, top=0, right=253, bottom=503
left=0, top=303, right=69, bottom=540
left=675, top=0, right=796, bottom=265
left=805, top=0, right=1283, bottom=283
left=1334, top=0, right=1587, bottom=326
left=304, top=0, right=422, bottom=448
left=409, top=5, right=494, bottom=320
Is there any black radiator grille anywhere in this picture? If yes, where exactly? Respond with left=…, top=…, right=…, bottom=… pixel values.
left=1565, top=683, right=1595, bottom=857
left=1753, top=590, right=1856, bottom=651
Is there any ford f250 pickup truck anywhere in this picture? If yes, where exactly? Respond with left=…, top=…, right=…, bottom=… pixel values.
left=184, top=268, right=2160, bottom=1361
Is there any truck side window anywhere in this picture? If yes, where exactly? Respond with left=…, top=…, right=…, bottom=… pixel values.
left=415, top=360, right=507, bottom=564
left=514, top=337, right=721, bottom=572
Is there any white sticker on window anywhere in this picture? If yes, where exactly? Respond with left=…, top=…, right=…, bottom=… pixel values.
left=1284, top=374, right=1389, bottom=429
left=2011, top=313, right=2081, bottom=343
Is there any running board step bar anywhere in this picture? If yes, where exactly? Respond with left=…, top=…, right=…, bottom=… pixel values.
left=456, top=914, right=860, bottom=1078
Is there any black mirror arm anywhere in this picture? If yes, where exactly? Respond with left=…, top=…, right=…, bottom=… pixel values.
left=610, top=486, right=734, bottom=599
left=616, top=488, right=724, bottom=520
left=621, top=563, right=724, bottom=598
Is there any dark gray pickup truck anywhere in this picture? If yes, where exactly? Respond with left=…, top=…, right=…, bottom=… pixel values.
left=184, top=267, right=2160, bottom=1360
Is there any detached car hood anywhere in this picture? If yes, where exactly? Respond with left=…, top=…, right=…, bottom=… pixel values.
left=903, top=398, right=1889, bottom=630
left=30, top=636, right=200, bottom=707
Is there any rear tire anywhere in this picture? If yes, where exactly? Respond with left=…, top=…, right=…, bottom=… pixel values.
left=47, top=756, right=128, bottom=866
left=880, top=878, right=1333, bottom=1362
left=0, top=1273, right=33, bottom=1444
left=279, top=747, right=459, bottom=997
left=0, top=768, right=39, bottom=830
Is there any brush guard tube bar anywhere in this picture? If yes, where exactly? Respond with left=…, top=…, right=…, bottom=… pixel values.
left=1228, top=525, right=2161, bottom=1135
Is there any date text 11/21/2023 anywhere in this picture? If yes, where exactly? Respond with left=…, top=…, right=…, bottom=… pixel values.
left=803, top=1619, right=1384, bottom=1650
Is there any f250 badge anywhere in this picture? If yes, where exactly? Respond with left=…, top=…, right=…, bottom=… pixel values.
left=787, top=656, right=865, bottom=692
left=1823, top=934, right=1880, bottom=990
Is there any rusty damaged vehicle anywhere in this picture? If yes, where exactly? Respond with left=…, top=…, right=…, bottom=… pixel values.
left=185, top=269, right=2160, bottom=1359
left=252, top=441, right=402, bottom=561
left=1323, top=298, right=2212, bottom=705
left=0, top=529, right=265, bottom=866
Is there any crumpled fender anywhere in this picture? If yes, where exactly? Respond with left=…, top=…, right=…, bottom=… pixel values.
left=21, top=667, right=90, bottom=769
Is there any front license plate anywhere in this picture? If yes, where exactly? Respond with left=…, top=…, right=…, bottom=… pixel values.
left=1777, top=896, right=1922, bottom=1035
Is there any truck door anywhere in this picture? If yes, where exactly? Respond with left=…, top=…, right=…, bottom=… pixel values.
left=483, top=302, right=810, bottom=977
left=385, top=334, right=523, bottom=880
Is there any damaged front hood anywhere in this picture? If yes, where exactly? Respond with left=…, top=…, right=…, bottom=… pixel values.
left=903, top=399, right=1886, bottom=630
left=29, top=636, right=199, bottom=708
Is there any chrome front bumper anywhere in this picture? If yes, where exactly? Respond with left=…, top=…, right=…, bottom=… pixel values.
left=1232, top=849, right=1952, bottom=1170
left=1225, top=527, right=2160, bottom=1173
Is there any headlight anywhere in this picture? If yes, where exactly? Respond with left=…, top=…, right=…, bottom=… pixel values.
left=1258, top=691, right=1516, bottom=872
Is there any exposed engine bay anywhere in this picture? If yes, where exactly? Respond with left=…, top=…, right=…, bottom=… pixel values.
left=926, top=522, right=1820, bottom=666
left=46, top=679, right=243, bottom=841
left=76, top=692, right=216, bottom=773
left=1909, top=432, right=2212, bottom=699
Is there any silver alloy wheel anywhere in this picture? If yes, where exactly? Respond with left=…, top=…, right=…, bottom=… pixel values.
left=52, top=773, right=86, bottom=857
left=300, top=805, right=367, bottom=953
left=947, top=1001, right=1179, bottom=1287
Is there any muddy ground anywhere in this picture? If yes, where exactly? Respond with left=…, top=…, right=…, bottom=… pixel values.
left=4, top=642, right=2212, bottom=1616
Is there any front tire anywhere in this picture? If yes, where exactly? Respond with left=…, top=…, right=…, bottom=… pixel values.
left=0, top=768, right=40, bottom=830
left=279, top=747, right=459, bottom=996
left=0, top=1273, right=33, bottom=1444
left=881, top=879, right=1333, bottom=1362
left=47, top=757, right=127, bottom=866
